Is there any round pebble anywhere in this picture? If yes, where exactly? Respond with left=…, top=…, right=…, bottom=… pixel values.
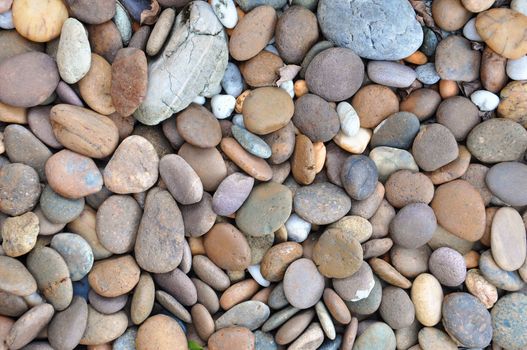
left=428, top=247, right=466, bottom=287
left=411, top=273, right=443, bottom=327
left=390, top=203, right=437, bottom=249
left=51, top=233, right=94, bottom=281
left=283, top=258, right=324, bottom=309
left=486, top=162, right=527, bottom=206
left=340, top=155, right=378, bottom=200
left=352, top=84, right=399, bottom=129
left=313, top=228, right=363, bottom=278
left=294, top=182, right=351, bottom=225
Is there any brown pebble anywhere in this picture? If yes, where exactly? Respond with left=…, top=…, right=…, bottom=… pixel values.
left=352, top=84, right=399, bottom=129
left=323, top=288, right=351, bottom=325
left=208, top=326, right=255, bottom=350
left=191, top=303, right=215, bottom=341
left=220, top=279, right=260, bottom=310
left=203, top=223, right=252, bottom=271
left=78, top=54, right=115, bottom=115
left=260, top=242, right=303, bottom=282
left=136, top=315, right=187, bottom=350
left=239, top=51, right=283, bottom=87
left=291, top=134, right=316, bottom=185
left=88, top=255, right=140, bottom=297
left=370, top=258, right=412, bottom=289
left=220, top=137, right=273, bottom=181
left=87, top=21, right=123, bottom=63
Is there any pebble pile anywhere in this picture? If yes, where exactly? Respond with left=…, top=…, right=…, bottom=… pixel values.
left=0, top=0, right=527, bottom=349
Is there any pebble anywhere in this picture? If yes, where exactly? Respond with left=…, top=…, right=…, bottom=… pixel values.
left=498, top=80, right=527, bottom=124
left=415, top=63, right=440, bottom=85
left=27, top=246, right=72, bottom=311
left=0, top=52, right=59, bottom=107
left=236, top=182, right=292, bottom=237
left=470, top=90, right=500, bottom=111
left=221, top=63, right=244, bottom=97
left=390, top=203, right=437, bottom=249
left=391, top=245, right=431, bottom=279
left=27, top=106, right=61, bottom=149
left=465, top=269, right=498, bottom=308
left=352, top=322, right=396, bottom=350
left=371, top=112, right=420, bottom=149
left=442, top=292, right=492, bottom=348
left=418, top=327, right=457, bottom=350
left=113, top=2, right=132, bottom=45
left=181, top=193, right=216, bottom=237
left=191, top=303, right=214, bottom=341
left=111, top=48, right=148, bottom=117
left=103, top=136, right=159, bottom=194
left=89, top=291, right=127, bottom=315
left=66, top=0, right=115, bottom=24
left=435, top=35, right=481, bottom=82
left=429, top=247, right=466, bottom=287
left=56, top=18, right=91, bottom=84
left=476, top=8, right=527, bottom=59
left=506, top=55, right=527, bottom=80
left=39, top=185, right=84, bottom=224
left=0, top=255, right=37, bottom=296
left=156, top=290, right=191, bottom=323
left=400, top=88, right=441, bottom=121
left=491, top=207, right=526, bottom=271
left=333, top=261, right=375, bottom=302
left=333, top=128, right=372, bottom=154
left=288, top=322, right=324, bottom=350
left=0, top=9, right=12, bottom=29
left=353, top=84, right=400, bottom=129
left=260, top=242, right=303, bottom=282
left=78, top=53, right=116, bottom=115
left=240, top=51, right=282, bottom=87
left=203, top=223, right=251, bottom=271
left=436, top=96, right=480, bottom=141
left=318, top=0, right=423, bottom=60
left=155, top=268, right=197, bottom=306
left=212, top=172, right=253, bottom=216
left=463, top=17, right=483, bottom=41
left=283, top=258, right=324, bottom=309
left=411, top=273, right=443, bottom=327
left=229, top=6, right=277, bottom=61
left=130, top=272, right=155, bottom=324
left=243, top=87, right=294, bottom=135
left=178, top=104, right=222, bottom=148
left=215, top=301, right=270, bottom=331
left=368, top=61, right=416, bottom=88
left=135, top=189, right=184, bottom=273
left=479, top=250, right=525, bottom=291
left=385, top=170, right=434, bottom=208
left=330, top=216, right=372, bottom=243
left=262, top=306, right=300, bottom=332
left=369, top=146, right=419, bottom=182
left=47, top=296, right=88, bottom=350
left=370, top=258, right=412, bottom=289
left=313, top=228, right=363, bottom=278
left=136, top=315, right=187, bottom=350
left=481, top=46, right=509, bottom=93
left=432, top=0, right=471, bottom=31
left=51, top=233, right=94, bottom=282
left=231, top=125, right=272, bottom=159
left=211, top=0, right=237, bottom=28
left=379, top=286, right=415, bottom=330
left=6, top=303, right=54, bottom=350
left=492, top=292, right=527, bottom=350
left=178, top=143, right=227, bottom=192
left=88, top=255, right=139, bottom=297
left=412, top=123, right=459, bottom=172
left=12, top=0, right=67, bottom=42
left=305, top=47, right=364, bottom=102
left=159, top=154, right=203, bottom=205
left=208, top=326, right=255, bottom=350
left=346, top=274, right=382, bottom=315
left=370, top=200, right=395, bottom=238
left=193, top=255, right=231, bottom=292
left=146, top=8, right=175, bottom=56
left=275, top=5, right=318, bottom=64
left=293, top=94, right=339, bottom=143
left=294, top=182, right=351, bottom=225
left=113, top=327, right=137, bottom=350
left=336, top=102, right=359, bottom=137
left=486, top=162, right=527, bottom=206
left=211, top=94, right=236, bottom=120
left=349, top=181, right=385, bottom=219
left=340, top=155, right=378, bottom=200
left=1, top=212, right=38, bottom=257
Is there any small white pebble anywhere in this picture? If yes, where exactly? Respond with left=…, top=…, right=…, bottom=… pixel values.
left=211, top=94, right=236, bottom=119
left=279, top=80, right=295, bottom=98
left=248, top=264, right=270, bottom=287
left=285, top=214, right=311, bottom=243
left=192, top=95, right=206, bottom=105
left=462, top=18, right=483, bottom=42
left=337, top=102, right=360, bottom=137
left=333, top=128, right=372, bottom=154
left=470, top=90, right=500, bottom=111
left=506, top=56, right=527, bottom=81
left=232, top=114, right=245, bottom=128
left=512, top=0, right=527, bottom=15
left=211, top=0, right=238, bottom=29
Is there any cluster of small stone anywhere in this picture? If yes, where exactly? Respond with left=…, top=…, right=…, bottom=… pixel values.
left=0, top=0, right=527, bottom=349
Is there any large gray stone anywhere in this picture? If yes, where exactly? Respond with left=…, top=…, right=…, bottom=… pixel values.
left=317, top=0, right=423, bottom=60
left=134, top=2, right=228, bottom=125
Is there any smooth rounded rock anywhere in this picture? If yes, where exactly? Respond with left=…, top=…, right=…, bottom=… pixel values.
left=479, top=250, right=525, bottom=291
left=51, top=233, right=94, bottom=282
left=283, top=258, right=324, bottom=309
left=0, top=255, right=37, bottom=297
left=176, top=103, right=222, bottom=148
left=390, top=203, right=437, bottom=249
left=203, top=223, right=251, bottom=271
left=275, top=5, right=318, bottom=64
left=294, top=182, right=351, bottom=225
left=491, top=207, right=527, bottom=271
left=340, top=155, right=378, bottom=201
left=333, top=261, right=375, bottom=302
left=88, top=255, right=140, bottom=297
left=208, top=327, right=255, bottom=350
left=436, top=96, right=480, bottom=141
left=313, top=228, right=363, bottom=279
left=39, top=185, right=84, bottom=225
left=368, top=61, right=416, bottom=88
left=411, top=273, right=443, bottom=327
left=159, top=154, right=203, bottom=205
left=371, top=112, right=420, bottom=149
left=293, top=94, right=340, bottom=143
left=57, top=18, right=91, bottom=84
left=47, top=297, right=88, bottom=350
left=6, top=303, right=54, bottom=350
left=79, top=307, right=127, bottom=345
left=352, top=322, right=396, bottom=350
left=435, top=35, right=480, bottom=82
left=212, top=172, right=254, bottom=216
left=178, top=143, right=227, bottom=192
left=492, top=292, right=527, bottom=350
left=12, top=0, right=67, bottom=42
left=412, top=124, right=458, bottom=172
left=486, top=162, right=527, bottom=206
left=242, top=87, right=294, bottom=135
left=428, top=247, right=466, bottom=287
left=352, top=84, right=400, bottom=129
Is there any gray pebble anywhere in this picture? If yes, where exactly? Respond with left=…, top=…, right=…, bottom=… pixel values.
left=113, top=327, right=137, bottom=350
left=231, top=125, right=272, bottom=159
left=50, top=233, right=94, bottom=282
left=221, top=62, right=244, bottom=97
left=40, top=185, right=85, bottom=224
left=415, top=63, right=440, bottom=84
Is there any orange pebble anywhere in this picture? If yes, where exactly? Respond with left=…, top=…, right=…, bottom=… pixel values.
left=404, top=51, right=428, bottom=65
left=439, top=80, right=460, bottom=98
left=252, top=286, right=273, bottom=304
left=294, top=79, right=309, bottom=97
left=235, top=89, right=251, bottom=113
left=464, top=250, right=480, bottom=269
left=313, top=141, right=326, bottom=173
left=188, top=237, right=206, bottom=256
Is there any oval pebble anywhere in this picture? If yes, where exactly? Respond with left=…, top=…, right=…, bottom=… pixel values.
left=283, top=258, right=324, bottom=309
left=51, top=233, right=94, bottom=281
left=486, top=162, right=527, bottom=206
left=294, top=182, right=351, bottom=225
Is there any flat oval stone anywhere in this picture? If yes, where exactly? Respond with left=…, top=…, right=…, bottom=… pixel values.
left=45, top=150, right=103, bottom=199
left=333, top=261, right=375, bottom=302
left=242, top=87, right=294, bottom=135
left=96, top=195, right=141, bottom=254
left=275, top=5, right=318, bottom=64
left=412, top=124, right=458, bottom=172
left=231, top=125, right=272, bottom=159
left=155, top=268, right=197, bottom=306
left=212, top=172, right=254, bottom=216
left=48, top=296, right=88, bottom=350
left=191, top=303, right=214, bottom=341
left=442, top=292, right=492, bottom=348
left=367, top=61, right=416, bottom=88
left=491, top=207, right=526, bottom=271
left=352, top=84, right=400, bottom=129
left=283, top=258, right=324, bottom=309
left=111, top=48, right=148, bottom=116
left=260, top=242, right=303, bottom=282
left=220, top=279, right=260, bottom=311
left=88, top=255, right=140, bottom=297
left=27, top=106, right=62, bottom=149
left=293, top=94, right=340, bottom=143
left=313, top=228, right=363, bottom=279
left=50, top=233, right=94, bottom=282
left=288, top=322, right=324, bottom=350
left=215, top=300, right=270, bottom=331
left=486, top=162, right=527, bottom=206
left=428, top=247, right=466, bottom=287
left=27, top=246, right=72, bottom=311
left=492, top=293, right=527, bottom=350
left=193, top=255, right=231, bottom=292
left=176, top=103, right=222, bottom=148
left=220, top=137, right=273, bottom=181
left=385, top=170, right=434, bottom=208
left=229, top=6, right=277, bottom=61
left=203, top=223, right=251, bottom=271
left=353, top=322, right=396, bottom=350
left=178, top=143, right=227, bottom=192
left=78, top=53, right=115, bottom=115
left=0, top=291, right=27, bottom=318
left=390, top=203, right=437, bottom=249
left=65, top=0, right=115, bottom=24
left=80, top=306, right=127, bottom=345
left=0, top=52, right=59, bottom=107
left=479, top=250, right=525, bottom=291
left=411, top=273, right=443, bottom=327
left=4, top=123, right=52, bottom=181
left=6, top=303, right=54, bottom=350
left=340, top=155, right=378, bottom=201
left=12, top=0, right=68, bottom=42
left=431, top=179, right=486, bottom=242
left=436, top=96, right=480, bottom=141
left=0, top=255, right=37, bottom=296
left=39, top=185, right=84, bottom=224
left=159, top=154, right=203, bottom=205
left=104, top=136, right=159, bottom=194
left=130, top=272, right=155, bottom=324
left=468, top=118, right=527, bottom=163
left=435, top=35, right=481, bottom=82
left=88, top=290, right=128, bottom=315
left=370, top=258, right=412, bottom=289
left=0, top=163, right=40, bottom=217
left=50, top=104, right=119, bottom=159
left=294, top=182, right=351, bottom=225
left=208, top=327, right=255, bottom=350
left=379, top=286, right=415, bottom=330
left=135, top=189, right=184, bottom=273
left=155, top=290, right=191, bottom=323
left=146, top=8, right=176, bottom=56
left=56, top=18, right=91, bottom=84
left=305, top=47, right=364, bottom=102
left=180, top=192, right=217, bottom=237
left=192, top=277, right=220, bottom=313
left=236, top=182, right=292, bottom=237
left=291, top=134, right=316, bottom=185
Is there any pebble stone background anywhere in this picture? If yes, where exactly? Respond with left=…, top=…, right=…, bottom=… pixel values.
left=0, top=0, right=526, bottom=349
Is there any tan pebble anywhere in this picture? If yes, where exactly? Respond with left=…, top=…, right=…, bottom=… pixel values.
left=404, top=51, right=427, bottom=65
left=329, top=216, right=372, bottom=243
left=136, top=314, right=187, bottom=350
left=78, top=54, right=115, bottom=115
left=239, top=51, right=283, bottom=87
left=203, top=223, right=251, bottom=271
left=439, top=80, right=459, bottom=98
left=313, top=142, right=325, bottom=173
left=291, top=134, right=315, bottom=185
left=464, top=251, right=480, bottom=269
left=12, top=0, right=68, bottom=42
left=220, top=279, right=260, bottom=310
left=369, top=258, right=412, bottom=289
left=432, top=0, right=471, bottom=31
left=465, top=269, right=498, bottom=308
left=260, top=242, right=303, bottom=282
left=275, top=309, right=315, bottom=345
left=0, top=102, right=27, bottom=124
left=67, top=206, right=112, bottom=260
left=131, top=272, right=155, bottom=325
left=323, top=288, right=351, bottom=324
left=294, top=80, right=309, bottom=97
left=352, top=84, right=399, bottom=129
left=208, top=326, right=255, bottom=350
left=191, top=303, right=215, bottom=341
left=79, top=306, right=127, bottom=345
left=411, top=273, right=443, bottom=326
left=88, top=255, right=140, bottom=297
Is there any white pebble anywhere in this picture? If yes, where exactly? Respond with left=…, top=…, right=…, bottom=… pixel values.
left=512, top=0, right=527, bottom=15
left=470, top=90, right=500, bottom=111
left=192, top=95, right=206, bottom=105
left=0, top=10, right=14, bottom=30
left=221, top=62, right=244, bottom=97
left=285, top=214, right=311, bottom=243
left=264, top=44, right=279, bottom=55
left=337, top=102, right=360, bottom=137
left=333, top=128, right=372, bottom=154
left=279, top=80, right=295, bottom=98
left=232, top=114, right=245, bottom=128
left=463, top=18, right=483, bottom=42
left=211, top=0, right=238, bottom=28
left=506, top=56, right=527, bottom=80
left=211, top=94, right=236, bottom=119
left=248, top=264, right=270, bottom=287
